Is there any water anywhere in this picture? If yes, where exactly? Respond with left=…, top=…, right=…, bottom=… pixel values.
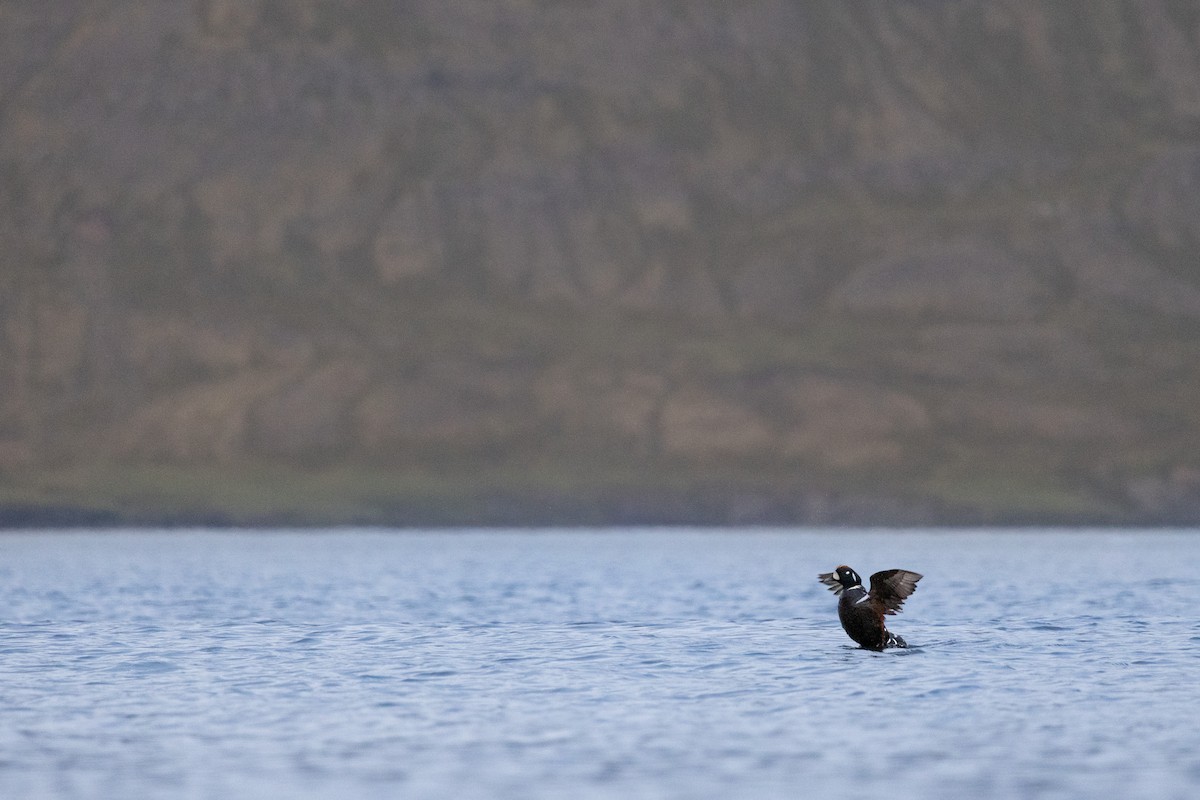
left=1, top=528, right=1198, bottom=799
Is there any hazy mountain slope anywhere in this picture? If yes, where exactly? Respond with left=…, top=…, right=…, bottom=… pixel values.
left=3, top=0, right=1200, bottom=524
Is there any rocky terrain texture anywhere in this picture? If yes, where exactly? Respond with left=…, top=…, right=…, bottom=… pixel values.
left=4, top=1, right=1200, bottom=525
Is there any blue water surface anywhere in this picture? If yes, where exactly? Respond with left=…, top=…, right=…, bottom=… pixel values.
left=1, top=528, right=1198, bottom=799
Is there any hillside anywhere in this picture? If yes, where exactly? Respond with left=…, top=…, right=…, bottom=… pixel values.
left=4, top=1, right=1200, bottom=525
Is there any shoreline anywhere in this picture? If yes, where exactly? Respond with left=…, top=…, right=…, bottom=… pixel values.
left=0, top=495, right=1180, bottom=530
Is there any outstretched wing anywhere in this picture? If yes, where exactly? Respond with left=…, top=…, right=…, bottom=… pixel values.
left=816, top=572, right=843, bottom=594
left=868, top=569, right=922, bottom=615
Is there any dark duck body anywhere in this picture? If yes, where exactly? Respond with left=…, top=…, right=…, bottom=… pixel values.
left=817, top=565, right=922, bottom=650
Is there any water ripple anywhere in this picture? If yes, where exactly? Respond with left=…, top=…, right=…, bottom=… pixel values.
left=0, top=528, right=1198, bottom=799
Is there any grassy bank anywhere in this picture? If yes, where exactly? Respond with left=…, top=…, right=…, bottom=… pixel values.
left=0, top=458, right=1126, bottom=529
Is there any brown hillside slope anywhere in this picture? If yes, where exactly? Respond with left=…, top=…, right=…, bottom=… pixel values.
left=3, top=1, right=1200, bottom=524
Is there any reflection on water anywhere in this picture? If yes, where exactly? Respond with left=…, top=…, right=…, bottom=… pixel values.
left=1, top=528, right=1199, bottom=799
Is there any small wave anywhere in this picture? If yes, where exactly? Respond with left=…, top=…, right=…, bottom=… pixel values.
left=112, top=659, right=179, bottom=674
left=401, top=670, right=458, bottom=682
left=503, top=729, right=577, bottom=747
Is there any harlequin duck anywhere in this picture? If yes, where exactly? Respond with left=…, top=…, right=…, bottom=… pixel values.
left=817, top=565, right=922, bottom=651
